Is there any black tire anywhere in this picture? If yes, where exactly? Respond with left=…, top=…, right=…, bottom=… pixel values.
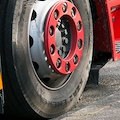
left=1, top=0, right=93, bottom=118
left=0, top=0, right=8, bottom=53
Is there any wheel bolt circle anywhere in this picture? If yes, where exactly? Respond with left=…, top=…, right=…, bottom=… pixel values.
left=62, top=3, right=67, bottom=12
left=77, top=21, right=81, bottom=31
left=44, top=1, right=84, bottom=74
left=56, top=58, right=61, bottom=68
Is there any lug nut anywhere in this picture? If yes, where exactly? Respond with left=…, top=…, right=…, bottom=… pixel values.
left=49, top=26, right=54, bottom=36
left=73, top=55, right=78, bottom=65
left=62, top=3, right=67, bottom=12
left=112, top=16, right=115, bottom=22
left=78, top=39, right=82, bottom=49
left=62, top=24, right=65, bottom=28
left=62, top=37, right=68, bottom=44
left=65, top=29, right=68, bottom=35
left=56, top=58, right=61, bottom=68
left=77, top=21, right=81, bottom=31
left=58, top=49, right=62, bottom=56
left=57, top=21, right=61, bottom=27
left=65, top=62, right=70, bottom=72
left=54, top=10, right=58, bottom=20
left=50, top=44, right=55, bottom=54
left=61, top=46, right=66, bottom=52
left=71, top=7, right=76, bottom=17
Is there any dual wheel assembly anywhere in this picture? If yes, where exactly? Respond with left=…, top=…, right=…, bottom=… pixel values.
left=1, top=0, right=93, bottom=118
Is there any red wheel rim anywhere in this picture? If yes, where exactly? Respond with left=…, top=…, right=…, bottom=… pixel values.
left=44, top=0, right=84, bottom=74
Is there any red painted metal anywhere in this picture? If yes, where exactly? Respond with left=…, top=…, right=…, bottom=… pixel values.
left=105, top=0, right=120, bottom=60
left=94, top=0, right=120, bottom=61
left=44, top=0, right=84, bottom=74
left=93, top=0, right=111, bottom=53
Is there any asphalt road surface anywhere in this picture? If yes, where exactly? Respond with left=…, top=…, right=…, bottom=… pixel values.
left=1, top=59, right=120, bottom=120
left=51, top=59, right=120, bottom=120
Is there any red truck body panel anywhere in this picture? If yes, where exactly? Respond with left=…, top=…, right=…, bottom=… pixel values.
left=93, top=0, right=120, bottom=61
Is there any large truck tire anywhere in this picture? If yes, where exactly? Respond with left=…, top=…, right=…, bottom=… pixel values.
left=1, top=0, right=93, bottom=118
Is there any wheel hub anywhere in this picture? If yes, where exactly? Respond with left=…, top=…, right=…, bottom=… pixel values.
left=29, top=0, right=83, bottom=85
left=55, top=17, right=71, bottom=59
left=44, top=0, right=84, bottom=74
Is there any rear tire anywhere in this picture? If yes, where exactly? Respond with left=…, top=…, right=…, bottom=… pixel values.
left=1, top=0, right=93, bottom=118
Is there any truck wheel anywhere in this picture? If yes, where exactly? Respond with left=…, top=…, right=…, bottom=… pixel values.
left=2, top=0, right=93, bottom=118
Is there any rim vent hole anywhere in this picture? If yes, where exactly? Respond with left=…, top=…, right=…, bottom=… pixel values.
left=29, top=36, right=34, bottom=48
left=32, top=61, right=39, bottom=71
left=31, top=10, right=37, bottom=21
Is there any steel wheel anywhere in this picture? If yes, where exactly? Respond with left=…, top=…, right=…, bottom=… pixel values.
left=2, top=0, right=93, bottom=118
left=29, top=0, right=84, bottom=89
